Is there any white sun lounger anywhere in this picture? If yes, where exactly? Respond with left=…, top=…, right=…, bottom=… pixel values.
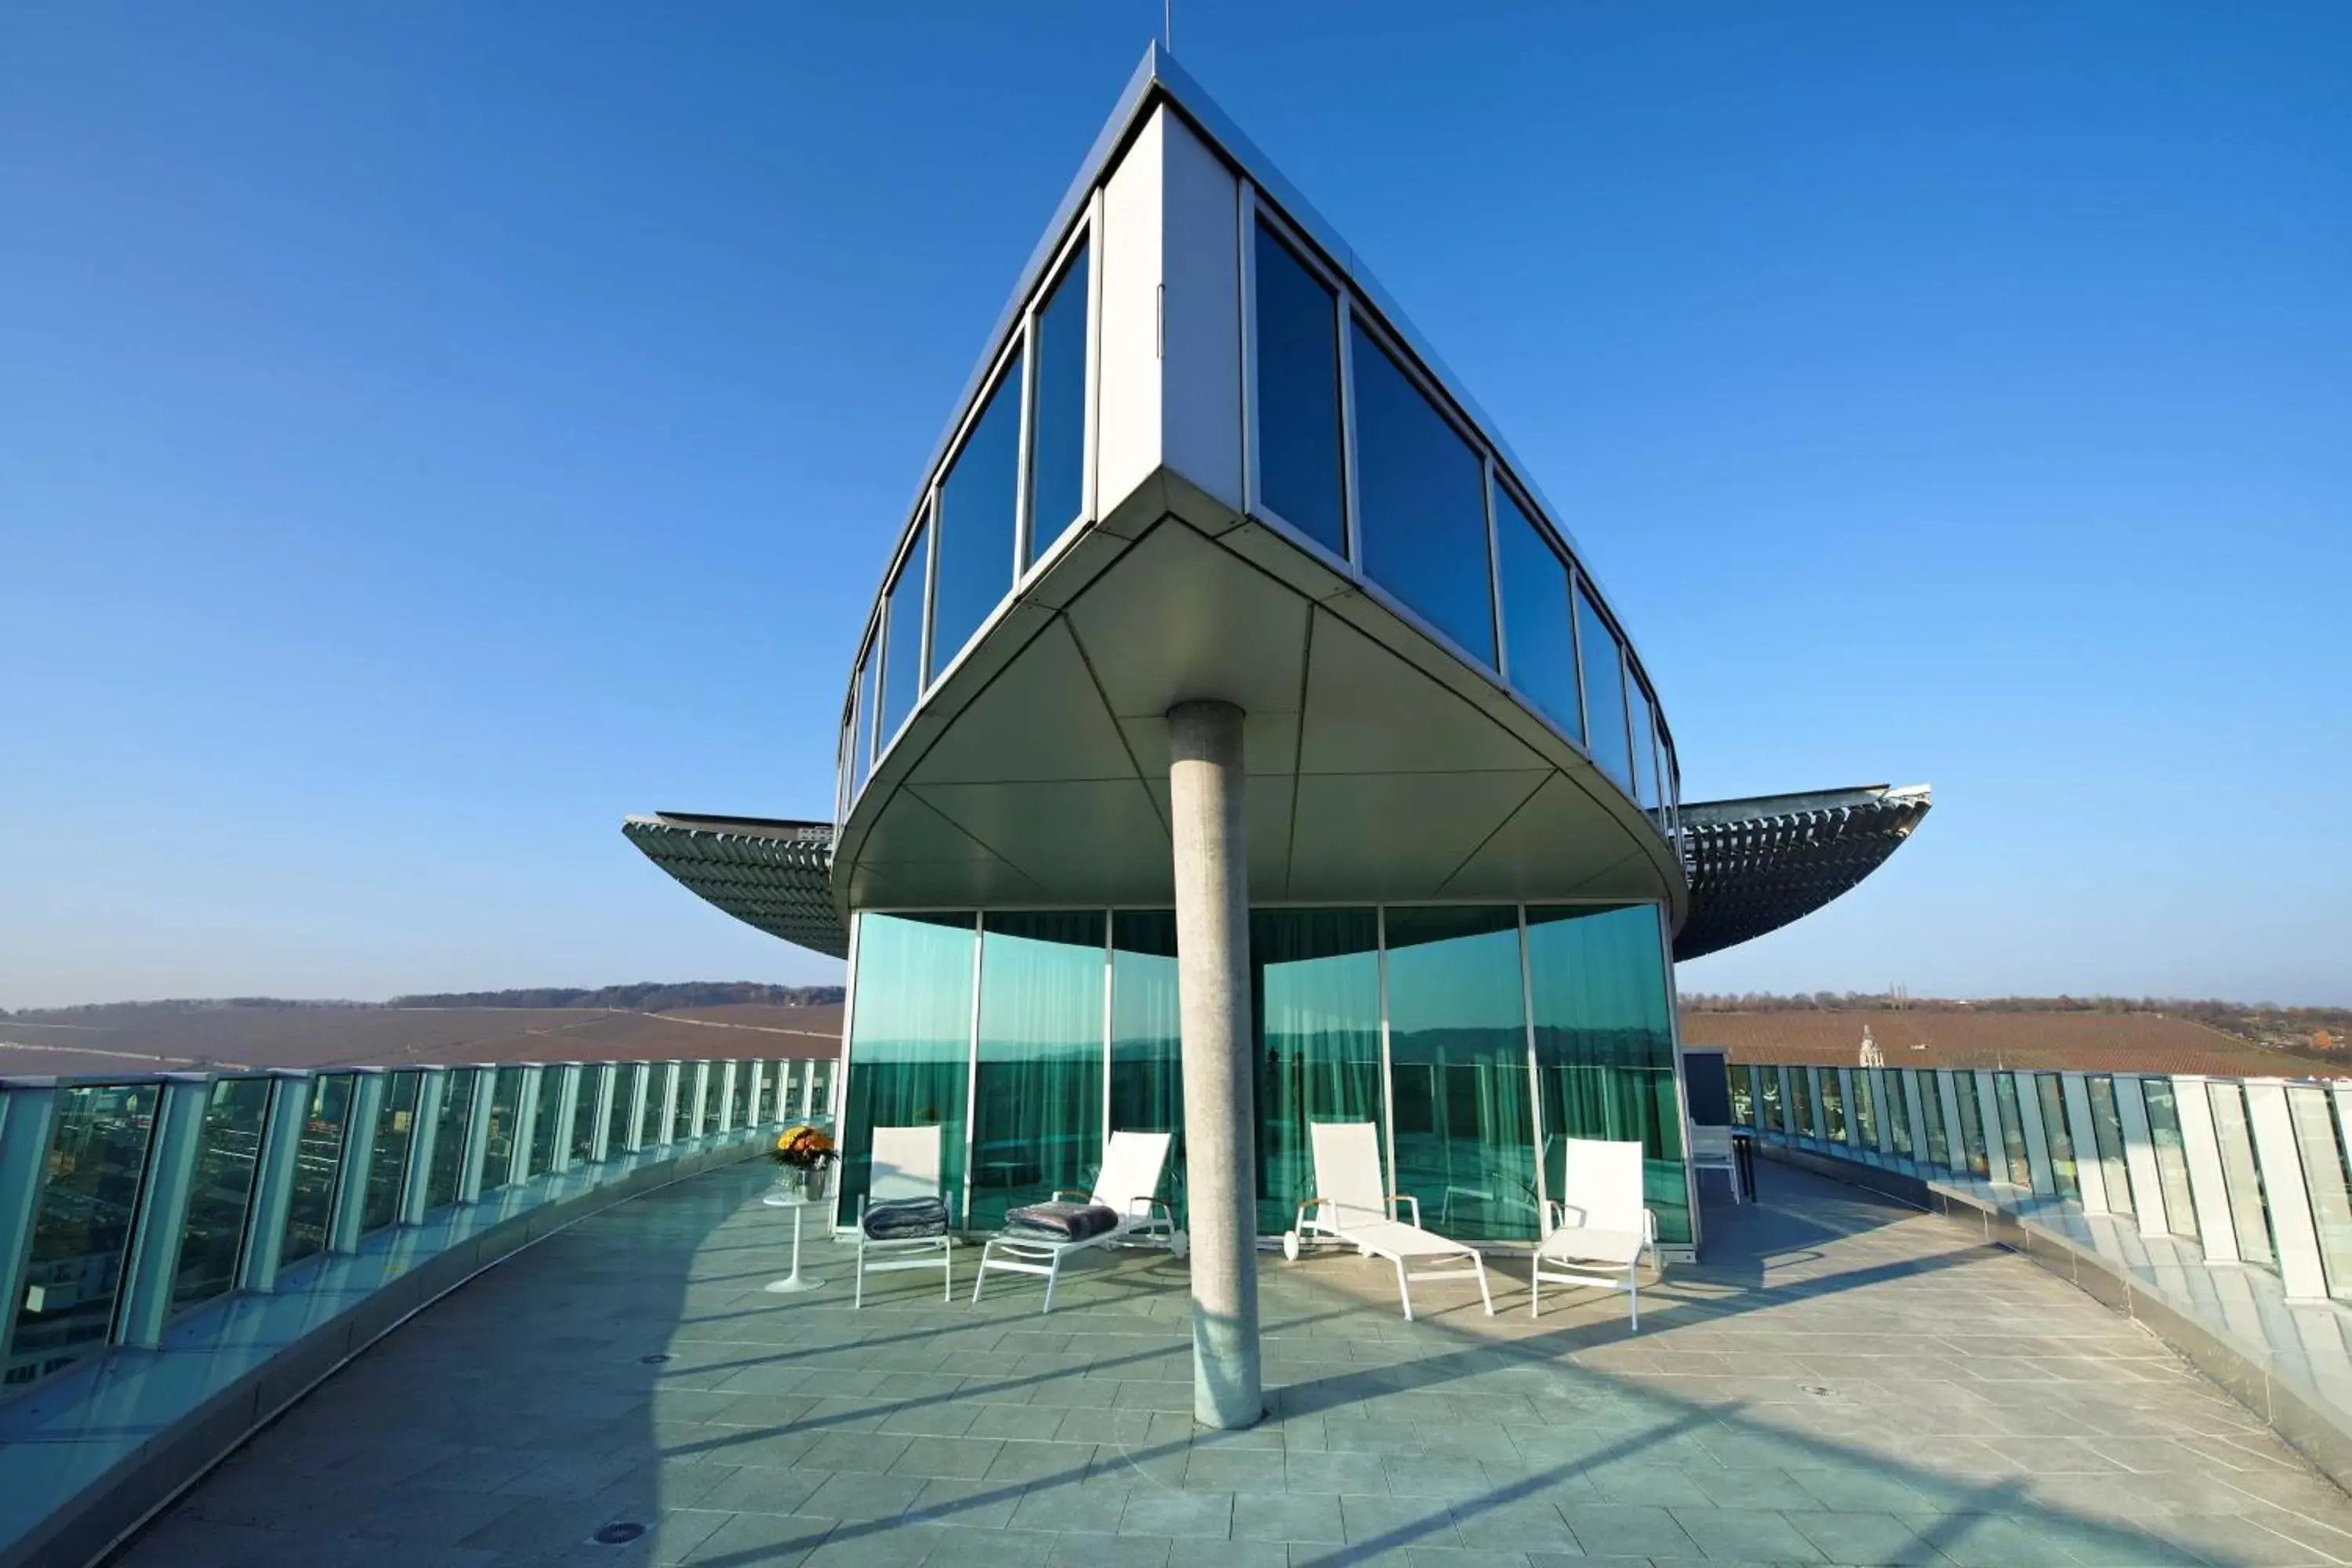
left=1531, top=1137, right=1658, bottom=1327
left=1281, top=1121, right=1493, bottom=1322
left=852, top=1124, right=954, bottom=1308
left=972, top=1130, right=1183, bottom=1314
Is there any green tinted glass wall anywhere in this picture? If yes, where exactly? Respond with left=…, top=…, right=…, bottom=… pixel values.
left=425, top=1070, right=477, bottom=1210
left=281, top=1074, right=354, bottom=1269
left=841, top=913, right=978, bottom=1222
left=969, top=912, right=1106, bottom=1230
left=1524, top=904, right=1689, bottom=1245
left=361, top=1071, right=423, bottom=1234
left=173, top=1077, right=271, bottom=1316
left=1253, top=909, right=1384, bottom=1233
left=7, top=1084, right=158, bottom=1388
left=1383, top=906, right=1538, bottom=1241
left=1110, top=910, right=1185, bottom=1225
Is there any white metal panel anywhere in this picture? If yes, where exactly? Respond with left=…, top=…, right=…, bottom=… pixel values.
left=1096, top=106, right=1165, bottom=519
left=2168, top=1076, right=2240, bottom=1261
left=1159, top=110, right=1242, bottom=513
left=2245, top=1080, right=2330, bottom=1301
left=2113, top=1076, right=2172, bottom=1238
left=2060, top=1073, right=2111, bottom=1214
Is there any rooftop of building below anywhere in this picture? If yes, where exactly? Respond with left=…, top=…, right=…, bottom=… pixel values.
left=108, top=1158, right=2352, bottom=1568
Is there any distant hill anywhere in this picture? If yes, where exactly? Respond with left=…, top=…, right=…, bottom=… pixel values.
left=387, top=982, right=844, bottom=1011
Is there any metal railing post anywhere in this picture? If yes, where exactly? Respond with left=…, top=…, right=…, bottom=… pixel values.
left=717, top=1062, right=738, bottom=1134
left=1934, top=1072, right=1966, bottom=1174
left=401, top=1069, right=445, bottom=1225
left=656, top=1062, right=681, bottom=1145
left=2111, top=1076, right=2172, bottom=1237
left=1900, top=1070, right=1929, bottom=1170
left=459, top=1067, right=495, bottom=1203
left=588, top=1064, right=615, bottom=1163
left=2245, top=1080, right=2330, bottom=1301
left=2169, top=1075, right=2240, bottom=1261
left=114, top=1074, right=212, bottom=1348
left=329, top=1069, right=387, bottom=1255
left=627, top=1062, right=652, bottom=1151
left=0, top=1082, right=63, bottom=1380
left=549, top=1065, right=579, bottom=1174
left=2060, top=1073, right=2111, bottom=1214
left=2013, top=1073, right=2056, bottom=1196
left=511, top=1066, right=543, bottom=1184
left=238, top=1071, right=314, bottom=1293
left=688, top=1062, right=710, bottom=1139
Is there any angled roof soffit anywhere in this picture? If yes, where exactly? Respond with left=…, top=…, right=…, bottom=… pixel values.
left=621, top=815, right=847, bottom=960
left=1674, top=784, right=1932, bottom=963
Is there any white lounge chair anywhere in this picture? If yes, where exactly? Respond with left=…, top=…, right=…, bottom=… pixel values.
left=971, top=1130, right=1184, bottom=1314
left=1532, top=1137, right=1658, bottom=1327
left=852, top=1124, right=954, bottom=1308
left=1282, top=1121, right=1493, bottom=1323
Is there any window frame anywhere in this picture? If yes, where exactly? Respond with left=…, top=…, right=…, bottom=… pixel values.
left=1017, top=198, right=1102, bottom=586
left=1240, top=187, right=1356, bottom=578
left=927, top=336, right=1027, bottom=688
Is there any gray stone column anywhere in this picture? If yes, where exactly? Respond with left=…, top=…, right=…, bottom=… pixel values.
left=1167, top=699, right=1262, bottom=1429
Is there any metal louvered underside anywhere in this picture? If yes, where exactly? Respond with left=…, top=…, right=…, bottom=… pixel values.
left=1672, top=784, right=1932, bottom=963
left=621, top=814, right=848, bottom=960
left=625, top=784, right=1929, bottom=967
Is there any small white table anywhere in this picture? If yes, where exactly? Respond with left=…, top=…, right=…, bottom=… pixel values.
left=760, top=1192, right=827, bottom=1294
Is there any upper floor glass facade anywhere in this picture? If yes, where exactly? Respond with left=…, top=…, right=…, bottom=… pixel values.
left=836, top=96, right=1680, bottom=849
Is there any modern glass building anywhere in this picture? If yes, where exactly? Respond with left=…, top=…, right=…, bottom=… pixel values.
left=624, top=49, right=1929, bottom=1261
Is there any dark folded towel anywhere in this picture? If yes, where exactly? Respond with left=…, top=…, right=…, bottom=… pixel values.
left=1004, top=1200, right=1121, bottom=1243
left=862, top=1196, right=949, bottom=1240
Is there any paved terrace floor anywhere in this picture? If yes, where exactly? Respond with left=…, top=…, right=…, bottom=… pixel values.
left=116, top=1163, right=2352, bottom=1568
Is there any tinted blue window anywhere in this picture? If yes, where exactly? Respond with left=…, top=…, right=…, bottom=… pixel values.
left=1577, top=586, right=1632, bottom=790
left=1352, top=322, right=1495, bottom=666
left=851, top=640, right=876, bottom=797
left=1494, top=482, right=1581, bottom=743
left=1253, top=223, right=1345, bottom=556
left=1028, top=244, right=1087, bottom=564
left=933, top=356, right=1021, bottom=680
left=880, top=521, right=927, bottom=747
left=1628, top=677, right=1660, bottom=810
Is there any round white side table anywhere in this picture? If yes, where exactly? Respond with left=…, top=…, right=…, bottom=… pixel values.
left=760, top=1192, right=827, bottom=1294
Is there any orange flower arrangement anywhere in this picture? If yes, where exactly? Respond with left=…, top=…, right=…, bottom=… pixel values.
left=771, top=1124, right=835, bottom=1171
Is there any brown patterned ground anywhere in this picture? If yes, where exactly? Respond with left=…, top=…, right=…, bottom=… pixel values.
left=1684, top=1008, right=2345, bottom=1078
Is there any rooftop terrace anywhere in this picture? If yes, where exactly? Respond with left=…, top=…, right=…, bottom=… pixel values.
left=112, top=1160, right=2352, bottom=1568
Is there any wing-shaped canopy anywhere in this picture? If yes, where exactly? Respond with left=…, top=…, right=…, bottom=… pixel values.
left=1671, top=785, right=1932, bottom=962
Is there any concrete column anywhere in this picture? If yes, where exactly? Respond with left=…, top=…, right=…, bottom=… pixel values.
left=1167, top=699, right=1261, bottom=1430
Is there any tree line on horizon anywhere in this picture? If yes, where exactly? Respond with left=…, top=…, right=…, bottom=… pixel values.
left=3, top=982, right=847, bottom=1019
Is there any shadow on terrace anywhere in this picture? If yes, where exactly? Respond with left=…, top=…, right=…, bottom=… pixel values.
left=117, top=1163, right=2352, bottom=1568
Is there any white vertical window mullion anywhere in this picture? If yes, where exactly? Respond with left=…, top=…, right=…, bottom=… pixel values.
left=1517, top=906, right=1546, bottom=1229
left=960, top=912, right=985, bottom=1231
left=1336, top=294, right=1363, bottom=571
left=2111, top=1075, right=2172, bottom=1237
left=1013, top=312, right=1038, bottom=579
left=2169, top=1075, right=2240, bottom=1260
left=2245, top=1080, right=2330, bottom=1300
left=2060, top=1073, right=2110, bottom=1214
left=1376, top=904, right=1396, bottom=1203
left=2013, top=1073, right=2056, bottom=1196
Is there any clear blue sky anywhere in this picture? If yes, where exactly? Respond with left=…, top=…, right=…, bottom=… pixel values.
left=4, top=3, right=2345, bottom=1011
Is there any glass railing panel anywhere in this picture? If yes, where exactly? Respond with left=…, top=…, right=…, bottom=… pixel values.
left=2288, top=1085, right=2352, bottom=1298
left=729, top=1060, right=754, bottom=1130
left=361, top=1070, right=423, bottom=1235
left=2207, top=1082, right=2275, bottom=1270
left=1789, top=1069, right=1814, bottom=1141
left=1917, top=1072, right=1951, bottom=1167
left=1760, top=1069, right=1784, bottom=1134
left=1727, top=1065, right=1754, bottom=1126
left=528, top=1069, right=564, bottom=1176
left=697, top=1063, right=721, bottom=1134
left=2085, top=1075, right=2133, bottom=1217
left=485, top=1067, right=524, bottom=1188
left=569, top=1068, right=599, bottom=1163
left=6, top=1083, right=160, bottom=1390
left=280, top=1073, right=355, bottom=1269
left=173, top=1076, right=271, bottom=1317
left=1820, top=1072, right=1849, bottom=1144
left=1853, top=1073, right=1879, bottom=1149
left=2036, top=1074, right=2080, bottom=1200
left=2140, top=1078, right=2200, bottom=1240
left=1992, top=1073, right=2031, bottom=1186
left=606, top=1064, right=641, bottom=1153
left=1953, top=1073, right=1989, bottom=1178
left=425, top=1070, right=477, bottom=1210
left=1886, top=1070, right=1913, bottom=1158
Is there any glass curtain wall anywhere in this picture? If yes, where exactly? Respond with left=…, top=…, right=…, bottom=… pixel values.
left=1252, top=220, right=1347, bottom=556
left=1349, top=322, right=1495, bottom=666
left=1110, top=909, right=1185, bottom=1224
left=1525, top=905, right=1689, bottom=1245
left=1029, top=241, right=1089, bottom=564
left=880, top=523, right=928, bottom=745
left=1494, top=482, right=1582, bottom=744
left=1252, top=909, right=1385, bottom=1234
left=1577, top=591, right=1632, bottom=792
left=968, top=911, right=1107, bottom=1230
left=1383, top=907, right=1537, bottom=1241
left=839, top=913, right=978, bottom=1223
left=932, top=356, right=1022, bottom=680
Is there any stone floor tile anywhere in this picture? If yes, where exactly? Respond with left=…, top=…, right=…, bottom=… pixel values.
left=1557, top=1502, right=1701, bottom=1559
left=1185, top=1446, right=1289, bottom=1493
left=1445, top=1501, right=1577, bottom=1553
left=1120, top=1488, right=1236, bottom=1538
left=681, top=1510, right=839, bottom=1565
left=799, top=1472, right=927, bottom=1522
left=1235, top=1490, right=1346, bottom=1544
left=1047, top=1534, right=1177, bottom=1567
left=1167, top=1538, right=1290, bottom=1568
left=1011, top=1479, right=1136, bottom=1534
left=1911, top=1512, right=2083, bottom=1567
left=1341, top=1492, right=1462, bottom=1549
left=1669, top=1505, right=1825, bottom=1563
left=1286, top=1450, right=1396, bottom=1494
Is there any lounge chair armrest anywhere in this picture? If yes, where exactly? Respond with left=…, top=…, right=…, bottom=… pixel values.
left=1388, top=1193, right=1422, bottom=1226
left=1050, top=1189, right=1090, bottom=1204
left=1644, top=1208, right=1660, bottom=1245
left=1293, top=1196, right=1327, bottom=1232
